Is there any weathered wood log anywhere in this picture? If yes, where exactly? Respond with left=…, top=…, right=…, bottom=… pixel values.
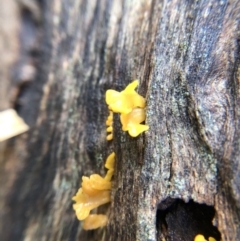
left=0, top=0, right=239, bottom=241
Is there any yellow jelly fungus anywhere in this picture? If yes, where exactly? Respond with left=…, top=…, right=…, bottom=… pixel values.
left=72, top=152, right=115, bottom=227
left=81, top=176, right=103, bottom=196
left=105, top=152, right=115, bottom=170
left=120, top=108, right=149, bottom=137
left=106, top=119, right=113, bottom=126
left=105, top=80, right=146, bottom=114
left=208, top=238, right=217, bottom=241
left=106, top=111, right=113, bottom=140
left=88, top=174, right=112, bottom=190
left=120, top=108, right=145, bottom=130
left=72, top=188, right=110, bottom=220
left=106, top=133, right=113, bottom=140
left=104, top=169, right=114, bottom=181
left=194, top=235, right=207, bottom=241
left=107, top=126, right=113, bottom=132
left=83, top=214, right=108, bottom=230
left=104, top=152, right=115, bottom=181
left=194, top=235, right=216, bottom=241
left=126, top=123, right=149, bottom=137
left=81, top=175, right=111, bottom=195
left=105, top=80, right=149, bottom=137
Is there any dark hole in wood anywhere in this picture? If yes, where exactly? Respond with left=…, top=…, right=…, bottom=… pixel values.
left=156, top=198, right=221, bottom=241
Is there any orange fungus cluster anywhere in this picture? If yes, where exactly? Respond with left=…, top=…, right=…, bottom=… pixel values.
left=105, top=80, right=149, bottom=139
left=72, top=152, right=115, bottom=230
left=194, top=234, right=217, bottom=241
left=73, top=80, right=148, bottom=230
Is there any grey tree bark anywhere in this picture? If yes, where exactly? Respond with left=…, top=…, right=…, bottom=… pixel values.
left=0, top=0, right=239, bottom=241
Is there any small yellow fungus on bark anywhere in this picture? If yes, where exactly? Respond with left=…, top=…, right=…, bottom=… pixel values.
left=106, top=80, right=146, bottom=114
left=83, top=214, right=108, bottom=230
left=88, top=174, right=112, bottom=190
left=72, top=188, right=110, bottom=220
left=105, top=80, right=149, bottom=137
left=72, top=152, right=115, bottom=229
left=107, top=126, right=113, bottom=132
left=194, top=234, right=216, bottom=241
left=104, top=152, right=115, bottom=181
left=106, top=119, right=113, bottom=126
left=105, top=152, right=115, bottom=170
left=194, top=235, right=207, bottom=241
left=208, top=237, right=217, bottom=241
left=124, top=122, right=149, bottom=137
left=104, top=169, right=114, bottom=181
left=106, top=111, right=113, bottom=124
left=120, top=108, right=149, bottom=137
left=82, top=175, right=111, bottom=194
left=106, top=133, right=113, bottom=140
left=106, top=111, right=113, bottom=140
left=81, top=176, right=103, bottom=196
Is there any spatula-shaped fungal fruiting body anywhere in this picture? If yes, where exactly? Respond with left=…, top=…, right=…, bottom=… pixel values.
left=72, top=152, right=115, bottom=229
left=105, top=80, right=148, bottom=138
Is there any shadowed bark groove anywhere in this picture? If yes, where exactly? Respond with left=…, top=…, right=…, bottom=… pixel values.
left=0, top=0, right=239, bottom=241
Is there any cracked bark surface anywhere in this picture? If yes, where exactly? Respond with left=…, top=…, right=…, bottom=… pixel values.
left=0, top=0, right=239, bottom=241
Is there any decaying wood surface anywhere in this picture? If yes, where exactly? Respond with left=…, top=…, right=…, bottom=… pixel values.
left=0, top=0, right=239, bottom=241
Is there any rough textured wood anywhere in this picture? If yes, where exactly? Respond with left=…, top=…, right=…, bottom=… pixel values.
left=0, top=0, right=239, bottom=241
